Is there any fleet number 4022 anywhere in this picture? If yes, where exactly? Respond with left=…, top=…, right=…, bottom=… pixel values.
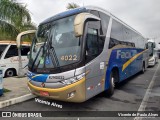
left=61, top=55, right=77, bottom=61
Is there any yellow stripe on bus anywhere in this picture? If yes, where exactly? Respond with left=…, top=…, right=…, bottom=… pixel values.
left=122, top=49, right=148, bottom=71
left=32, top=74, right=43, bottom=79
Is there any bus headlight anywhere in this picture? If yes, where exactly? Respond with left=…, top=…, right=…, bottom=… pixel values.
left=61, top=73, right=85, bottom=85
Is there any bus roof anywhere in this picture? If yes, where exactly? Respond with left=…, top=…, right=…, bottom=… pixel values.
left=40, top=7, right=87, bottom=25
left=39, top=6, right=145, bottom=39
left=85, top=6, right=145, bottom=38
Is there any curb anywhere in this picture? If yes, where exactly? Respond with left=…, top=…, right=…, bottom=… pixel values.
left=0, top=94, right=36, bottom=108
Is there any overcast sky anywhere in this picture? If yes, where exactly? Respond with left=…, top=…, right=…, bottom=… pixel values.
left=18, top=0, right=160, bottom=43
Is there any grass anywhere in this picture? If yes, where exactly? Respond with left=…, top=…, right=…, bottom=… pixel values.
left=3, top=88, right=11, bottom=93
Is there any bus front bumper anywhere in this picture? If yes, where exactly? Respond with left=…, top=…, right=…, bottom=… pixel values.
left=27, top=78, right=86, bottom=103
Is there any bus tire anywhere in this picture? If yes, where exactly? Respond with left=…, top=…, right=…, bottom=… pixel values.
left=141, top=63, right=145, bottom=74
left=105, top=71, right=115, bottom=97
left=5, top=69, right=16, bottom=77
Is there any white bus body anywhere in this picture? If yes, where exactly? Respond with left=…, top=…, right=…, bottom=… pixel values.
left=147, top=39, right=158, bottom=66
left=0, top=41, right=30, bottom=77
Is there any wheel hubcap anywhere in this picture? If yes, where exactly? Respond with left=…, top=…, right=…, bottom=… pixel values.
left=8, top=71, right=13, bottom=76
left=111, top=77, right=115, bottom=88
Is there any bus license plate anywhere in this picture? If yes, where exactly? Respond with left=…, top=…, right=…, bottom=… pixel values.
left=39, top=91, right=49, bottom=96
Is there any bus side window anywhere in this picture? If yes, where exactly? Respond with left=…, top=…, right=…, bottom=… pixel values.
left=5, top=45, right=18, bottom=59
left=21, top=46, right=30, bottom=56
left=109, top=38, right=120, bottom=48
left=86, top=28, right=99, bottom=62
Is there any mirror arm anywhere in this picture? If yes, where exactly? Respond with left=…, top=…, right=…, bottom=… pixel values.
left=99, top=34, right=106, bottom=40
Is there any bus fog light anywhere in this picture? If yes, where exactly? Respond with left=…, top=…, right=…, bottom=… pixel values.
left=68, top=91, right=76, bottom=98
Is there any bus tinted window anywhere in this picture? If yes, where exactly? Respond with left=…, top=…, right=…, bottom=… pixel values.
left=99, top=12, right=110, bottom=35
left=5, top=45, right=18, bottom=59
left=21, top=46, right=30, bottom=56
left=110, top=19, right=144, bottom=49
left=0, top=45, right=7, bottom=58
left=111, top=20, right=124, bottom=42
left=86, top=28, right=99, bottom=56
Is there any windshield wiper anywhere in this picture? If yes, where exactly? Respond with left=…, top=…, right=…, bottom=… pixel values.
left=31, top=23, right=61, bottom=71
left=31, top=45, right=43, bottom=70
left=31, top=35, right=48, bottom=70
left=49, top=47, right=60, bottom=68
left=47, top=27, right=61, bottom=69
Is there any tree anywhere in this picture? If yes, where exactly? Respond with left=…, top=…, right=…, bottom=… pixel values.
left=66, top=3, right=80, bottom=10
left=0, top=0, right=36, bottom=77
left=0, top=0, right=36, bottom=40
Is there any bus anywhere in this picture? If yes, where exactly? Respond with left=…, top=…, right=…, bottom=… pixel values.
left=0, top=41, right=30, bottom=77
left=27, top=6, right=148, bottom=102
left=147, top=39, right=158, bottom=66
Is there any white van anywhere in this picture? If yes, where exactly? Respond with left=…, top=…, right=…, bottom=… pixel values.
left=0, top=41, right=30, bottom=77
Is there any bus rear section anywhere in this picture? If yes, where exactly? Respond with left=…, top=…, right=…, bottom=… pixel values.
left=27, top=6, right=148, bottom=102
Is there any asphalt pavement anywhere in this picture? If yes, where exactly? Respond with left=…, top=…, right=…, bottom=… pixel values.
left=0, top=61, right=160, bottom=120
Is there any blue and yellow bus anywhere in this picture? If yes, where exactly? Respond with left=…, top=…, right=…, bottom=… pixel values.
left=27, top=6, right=148, bottom=102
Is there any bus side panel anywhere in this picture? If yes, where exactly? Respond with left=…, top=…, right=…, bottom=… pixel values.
left=105, top=48, right=146, bottom=90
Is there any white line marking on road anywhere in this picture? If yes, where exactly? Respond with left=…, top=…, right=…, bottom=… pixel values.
left=0, top=94, right=36, bottom=108
left=134, top=64, right=160, bottom=120
left=148, top=92, right=160, bottom=97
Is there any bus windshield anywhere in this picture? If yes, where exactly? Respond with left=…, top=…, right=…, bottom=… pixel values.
left=0, top=45, right=7, bottom=59
left=28, top=15, right=81, bottom=71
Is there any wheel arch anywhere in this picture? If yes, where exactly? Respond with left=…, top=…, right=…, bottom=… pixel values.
left=5, top=68, right=17, bottom=77
left=105, top=65, right=120, bottom=90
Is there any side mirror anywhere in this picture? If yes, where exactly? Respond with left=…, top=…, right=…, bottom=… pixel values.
left=99, top=34, right=106, bottom=40
left=74, top=13, right=101, bottom=37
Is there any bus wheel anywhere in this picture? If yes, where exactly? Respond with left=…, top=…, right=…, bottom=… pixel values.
left=141, top=63, right=145, bottom=74
left=5, top=69, right=15, bottom=77
left=105, top=72, right=115, bottom=97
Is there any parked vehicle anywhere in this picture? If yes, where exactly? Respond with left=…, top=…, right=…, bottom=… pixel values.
left=158, top=49, right=160, bottom=59
left=0, top=41, right=30, bottom=77
left=25, top=6, right=148, bottom=102
left=147, top=39, right=159, bottom=66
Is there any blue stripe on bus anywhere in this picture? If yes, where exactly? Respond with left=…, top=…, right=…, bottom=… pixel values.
left=27, top=71, right=48, bottom=82
left=31, top=75, right=48, bottom=82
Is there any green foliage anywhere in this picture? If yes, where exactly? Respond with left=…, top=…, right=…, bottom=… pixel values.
left=3, top=88, right=11, bottom=93
left=66, top=3, right=80, bottom=10
left=0, top=0, right=36, bottom=40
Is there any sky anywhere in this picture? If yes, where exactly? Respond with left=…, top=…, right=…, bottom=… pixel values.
left=18, top=0, right=160, bottom=45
